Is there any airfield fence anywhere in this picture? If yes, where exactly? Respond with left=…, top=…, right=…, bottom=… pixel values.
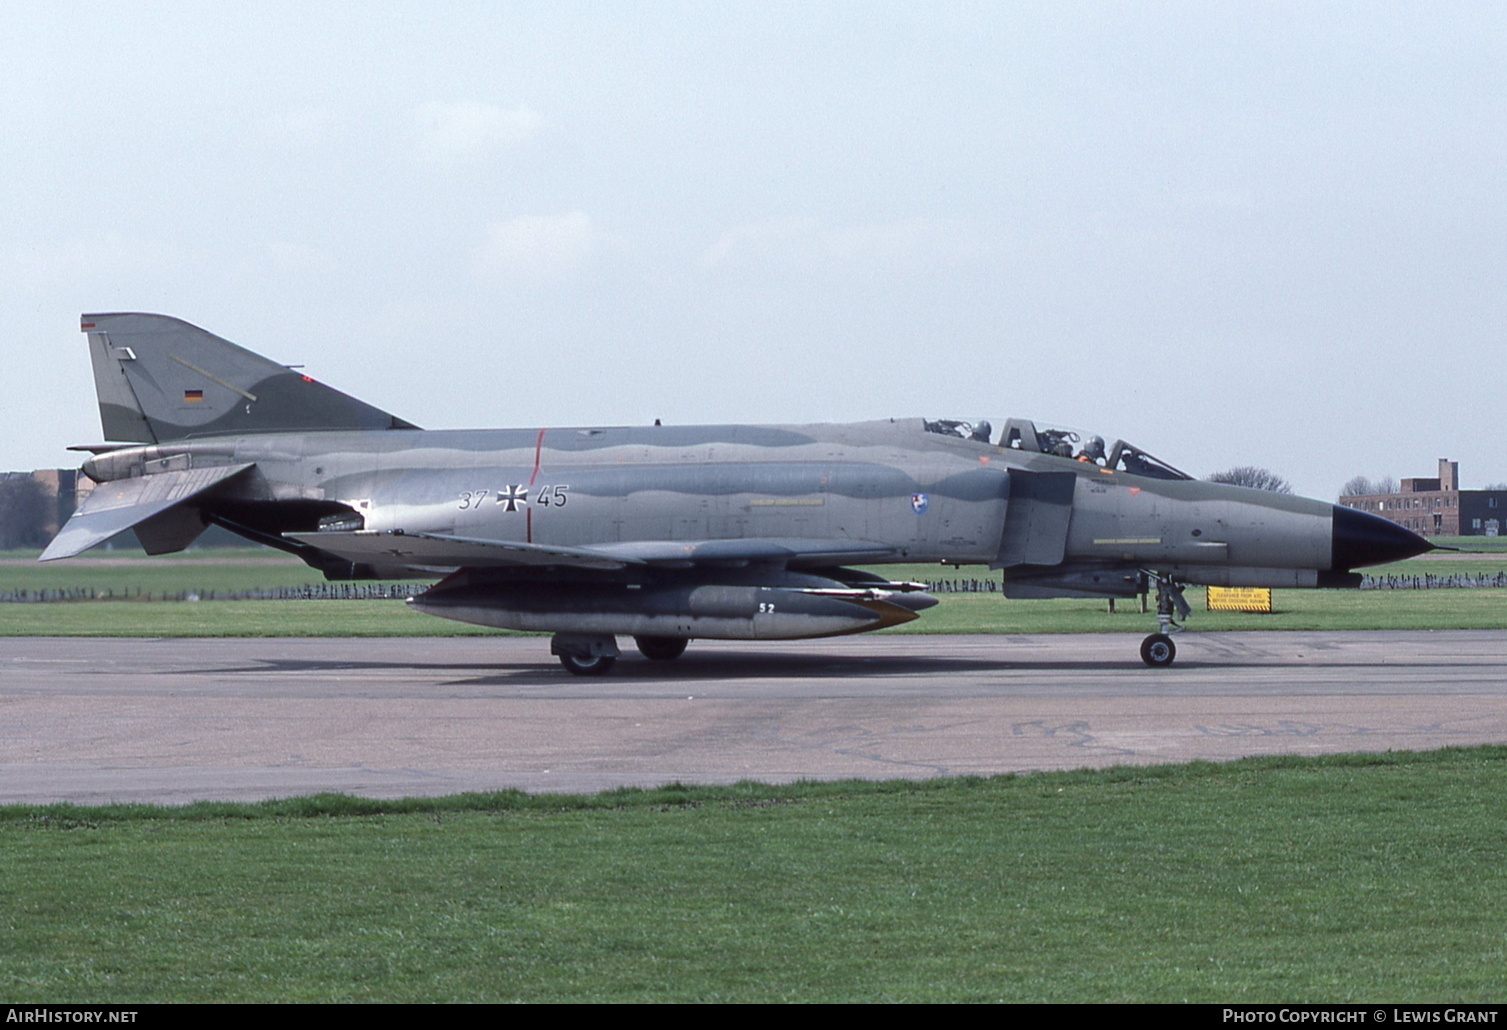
left=1355, top=572, right=1507, bottom=590
left=922, top=573, right=1507, bottom=593
left=0, top=583, right=427, bottom=604
left=5, top=572, right=1507, bottom=604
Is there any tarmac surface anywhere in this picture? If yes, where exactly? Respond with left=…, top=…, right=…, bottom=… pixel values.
left=3, top=631, right=1506, bottom=804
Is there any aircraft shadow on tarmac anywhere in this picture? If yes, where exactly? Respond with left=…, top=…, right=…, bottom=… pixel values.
left=171, top=648, right=1479, bottom=689
left=173, top=649, right=1469, bottom=690
left=189, top=651, right=1047, bottom=684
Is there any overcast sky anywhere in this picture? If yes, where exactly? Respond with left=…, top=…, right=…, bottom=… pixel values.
left=4, top=2, right=1504, bottom=498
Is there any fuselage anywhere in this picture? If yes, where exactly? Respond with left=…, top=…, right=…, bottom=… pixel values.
left=56, top=311, right=1436, bottom=670
left=81, top=416, right=1346, bottom=585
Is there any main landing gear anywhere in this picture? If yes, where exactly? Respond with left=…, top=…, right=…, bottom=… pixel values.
left=1140, top=572, right=1191, bottom=668
left=551, top=633, right=620, bottom=676
left=634, top=635, right=689, bottom=662
left=550, top=633, right=692, bottom=674
left=558, top=652, right=616, bottom=676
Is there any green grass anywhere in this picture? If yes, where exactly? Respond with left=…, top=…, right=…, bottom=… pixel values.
left=3, top=749, right=1506, bottom=1002
left=3, top=585, right=1505, bottom=636
left=4, top=548, right=1506, bottom=637
left=1429, top=534, right=1507, bottom=552
left=0, top=599, right=498, bottom=636
left=0, top=547, right=358, bottom=594
left=6, top=544, right=1506, bottom=1000
left=905, top=584, right=1507, bottom=634
left=7, top=546, right=1504, bottom=595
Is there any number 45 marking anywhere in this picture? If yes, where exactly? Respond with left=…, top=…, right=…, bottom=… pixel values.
left=534, top=485, right=569, bottom=507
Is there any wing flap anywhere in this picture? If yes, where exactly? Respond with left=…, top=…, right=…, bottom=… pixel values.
left=40, top=463, right=256, bottom=561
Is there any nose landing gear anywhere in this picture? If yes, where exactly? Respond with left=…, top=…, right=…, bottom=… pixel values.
left=1140, top=632, right=1176, bottom=667
left=1140, top=572, right=1190, bottom=668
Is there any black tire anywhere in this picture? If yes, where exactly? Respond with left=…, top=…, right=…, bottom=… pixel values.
left=634, top=635, right=689, bottom=661
left=1140, top=633, right=1176, bottom=668
left=559, top=652, right=617, bottom=676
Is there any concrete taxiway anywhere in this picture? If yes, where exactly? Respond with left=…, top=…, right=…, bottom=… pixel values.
left=2, top=631, right=1506, bottom=804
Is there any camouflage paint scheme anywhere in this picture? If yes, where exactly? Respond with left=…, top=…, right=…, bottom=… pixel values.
left=44, top=314, right=1431, bottom=673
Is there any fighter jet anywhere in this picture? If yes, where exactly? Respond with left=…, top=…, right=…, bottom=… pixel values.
left=43, top=313, right=1431, bottom=673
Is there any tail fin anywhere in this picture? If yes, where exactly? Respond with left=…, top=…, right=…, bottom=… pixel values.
left=81, top=312, right=418, bottom=443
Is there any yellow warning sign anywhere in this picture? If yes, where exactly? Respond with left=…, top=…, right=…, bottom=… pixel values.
left=1207, top=587, right=1272, bottom=612
left=1199, top=588, right=1271, bottom=612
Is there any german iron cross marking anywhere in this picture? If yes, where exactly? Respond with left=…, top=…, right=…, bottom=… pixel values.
left=498, top=484, right=529, bottom=512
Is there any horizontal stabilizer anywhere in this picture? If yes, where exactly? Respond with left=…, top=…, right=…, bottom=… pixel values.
left=283, top=531, right=636, bottom=571
left=40, top=463, right=255, bottom=561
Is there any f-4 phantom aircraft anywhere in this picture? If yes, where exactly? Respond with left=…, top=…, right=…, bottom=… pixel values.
left=44, top=313, right=1431, bottom=674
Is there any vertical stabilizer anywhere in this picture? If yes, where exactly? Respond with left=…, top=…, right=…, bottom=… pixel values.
left=80, top=313, right=418, bottom=443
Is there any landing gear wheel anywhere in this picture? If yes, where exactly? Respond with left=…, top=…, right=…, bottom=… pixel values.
left=559, top=653, right=617, bottom=676
left=634, top=635, right=689, bottom=661
left=1140, top=633, right=1176, bottom=668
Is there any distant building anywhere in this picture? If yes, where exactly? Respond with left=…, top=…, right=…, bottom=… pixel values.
left=1339, top=459, right=1507, bottom=537
left=0, top=469, right=94, bottom=548
left=29, top=468, right=84, bottom=538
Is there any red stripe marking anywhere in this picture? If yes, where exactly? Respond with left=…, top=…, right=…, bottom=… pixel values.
left=526, top=428, right=545, bottom=544
left=81, top=322, right=95, bottom=329
left=529, top=428, right=546, bottom=485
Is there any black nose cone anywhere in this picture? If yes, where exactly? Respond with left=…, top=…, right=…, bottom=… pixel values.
left=1331, top=505, right=1435, bottom=570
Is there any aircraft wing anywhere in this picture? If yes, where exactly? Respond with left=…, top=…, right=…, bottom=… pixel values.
left=40, top=463, right=256, bottom=561
left=284, top=530, right=896, bottom=573
left=591, top=538, right=897, bottom=567
left=283, top=530, right=637, bottom=570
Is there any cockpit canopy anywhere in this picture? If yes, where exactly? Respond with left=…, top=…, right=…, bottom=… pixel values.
left=923, top=416, right=1193, bottom=481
